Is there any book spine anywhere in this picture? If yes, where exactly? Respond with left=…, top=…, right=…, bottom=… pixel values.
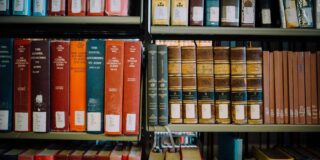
left=0, top=38, right=13, bottom=132
left=292, top=52, right=299, bottom=124
left=105, top=0, right=129, bottom=16
left=68, top=0, right=86, bottom=16
left=304, top=52, right=312, bottom=124
left=284, top=0, right=299, bottom=28
left=104, top=40, right=124, bottom=135
left=296, top=0, right=314, bottom=28
left=205, top=0, right=219, bottom=26
left=297, top=52, right=305, bottom=124
left=310, top=53, right=318, bottom=124
left=171, top=0, right=189, bottom=26
left=274, top=51, right=284, bottom=124
left=70, top=40, right=87, bottom=132
left=47, top=0, right=66, bottom=16
left=123, top=41, right=141, bottom=135
left=221, top=0, right=240, bottom=27
left=182, top=46, right=198, bottom=124
left=152, top=0, right=170, bottom=25
left=50, top=41, right=70, bottom=131
left=317, top=52, right=320, bottom=124
left=317, top=0, right=320, bottom=29
left=262, top=51, right=270, bottom=124
left=258, top=0, right=272, bottom=27
left=168, top=46, right=183, bottom=124
left=147, top=44, right=158, bottom=126
left=288, top=52, right=294, bottom=124
left=283, top=51, right=289, bottom=124
left=197, top=46, right=215, bottom=124
left=33, top=0, right=46, bottom=16
left=279, top=0, right=286, bottom=28
left=157, top=45, right=169, bottom=126
left=13, top=0, right=31, bottom=15
left=0, top=0, right=10, bottom=15
left=190, top=0, right=204, bottom=26
left=87, top=0, right=105, bottom=16
left=269, top=52, right=275, bottom=124
left=246, top=48, right=263, bottom=125
left=214, top=47, right=231, bottom=124
left=31, top=40, right=50, bottom=133
left=241, top=0, right=255, bottom=27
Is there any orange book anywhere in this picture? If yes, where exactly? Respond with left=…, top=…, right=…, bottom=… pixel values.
left=104, top=40, right=124, bottom=135
left=282, top=51, right=289, bottom=124
left=288, top=52, right=294, bottom=124
left=269, top=52, right=275, bottom=124
left=292, top=52, right=299, bottom=124
left=304, top=52, right=312, bottom=124
left=297, top=52, right=306, bottom=124
left=70, top=40, right=87, bottom=132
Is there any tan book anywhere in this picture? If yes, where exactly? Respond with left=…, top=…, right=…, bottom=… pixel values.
left=171, top=0, right=189, bottom=26
left=263, top=51, right=270, bottom=124
left=297, top=52, right=306, bottom=124
left=274, top=51, right=284, bottom=124
left=152, top=0, right=170, bottom=25
left=292, top=52, right=299, bottom=124
left=310, top=53, right=318, bottom=124
left=304, top=51, right=312, bottom=124
left=269, top=52, right=275, bottom=124
left=282, top=51, right=289, bottom=124
left=288, top=52, right=294, bottom=124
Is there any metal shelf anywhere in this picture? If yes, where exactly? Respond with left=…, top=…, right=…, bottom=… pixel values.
left=148, top=124, right=320, bottom=132
left=0, top=132, right=139, bottom=141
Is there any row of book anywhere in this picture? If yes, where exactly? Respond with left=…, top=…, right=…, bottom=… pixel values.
left=146, top=41, right=320, bottom=126
left=0, top=0, right=129, bottom=16
left=0, top=38, right=141, bottom=135
left=152, top=0, right=320, bottom=28
left=0, top=142, right=142, bottom=160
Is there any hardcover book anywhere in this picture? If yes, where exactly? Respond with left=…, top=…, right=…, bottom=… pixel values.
left=262, top=51, right=270, bottom=124
left=317, top=0, right=320, bottom=29
left=19, top=149, right=41, bottom=160
left=110, top=145, right=123, bottom=160
left=310, top=53, right=318, bottom=124
left=2, top=149, right=25, bottom=160
left=12, top=0, right=31, bottom=16
left=0, top=0, right=10, bottom=15
left=274, top=51, right=284, bottom=124
left=241, top=0, right=255, bottom=27
left=292, top=52, right=299, bottom=124
left=288, top=52, right=294, bottom=124
left=283, top=51, right=289, bottom=124
left=297, top=52, right=306, bottom=124
left=87, top=0, right=105, bottom=16
left=55, top=149, right=73, bottom=160
left=205, top=0, right=220, bottom=26
left=48, top=0, right=66, bottom=16
left=257, top=0, right=272, bottom=27
left=68, top=0, right=86, bottom=16
left=284, top=0, right=299, bottom=28
left=35, top=149, right=60, bottom=160
left=147, top=44, right=158, bottom=126
left=221, top=0, right=240, bottom=27
left=171, top=0, right=189, bottom=26
left=190, top=0, right=204, bottom=26
left=296, top=0, right=314, bottom=28
left=33, top=0, right=46, bottom=16
left=269, top=52, right=275, bottom=124
left=152, top=0, right=170, bottom=25
left=279, top=0, right=286, bottom=28
left=304, top=51, right=312, bottom=124
left=105, top=0, right=129, bottom=16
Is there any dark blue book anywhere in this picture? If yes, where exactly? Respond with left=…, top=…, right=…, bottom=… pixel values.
left=0, top=38, right=13, bottom=132
left=86, top=39, right=105, bottom=134
left=0, top=0, right=11, bottom=15
left=218, top=133, right=243, bottom=160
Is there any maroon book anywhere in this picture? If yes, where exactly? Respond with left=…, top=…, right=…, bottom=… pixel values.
left=189, top=0, right=204, bottom=26
left=47, top=0, right=66, bottom=16
left=50, top=40, right=70, bottom=131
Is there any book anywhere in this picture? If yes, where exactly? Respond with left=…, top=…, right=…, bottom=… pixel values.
left=288, top=52, right=294, bottom=124
left=197, top=46, right=215, bottom=124
left=241, top=0, right=255, bottom=27
left=0, top=0, right=10, bottom=15
left=310, top=53, right=318, bottom=124
left=86, top=39, right=105, bottom=134
left=221, top=0, right=240, bottom=27
left=171, top=0, right=189, bottom=26
left=296, top=0, right=314, bottom=28
left=292, top=52, right=299, bottom=124
left=87, top=0, right=105, bottom=16
left=35, top=149, right=60, bottom=160
left=168, top=46, right=183, bottom=124
left=12, top=0, right=31, bottom=16
left=279, top=0, right=286, bottom=28
left=123, top=41, right=141, bottom=135
left=70, top=40, right=87, bottom=132
left=128, top=146, right=142, bottom=160
left=109, top=145, right=123, bottom=160
left=218, top=134, right=243, bottom=160
left=181, top=148, right=202, bottom=160
left=284, top=0, right=299, bottom=28
left=47, top=0, right=66, bottom=15
left=96, top=144, right=113, bottom=160
left=304, top=52, right=312, bottom=124
left=70, top=143, right=92, bottom=160
left=147, top=44, right=158, bottom=126
left=262, top=51, right=270, bottom=124
left=19, top=149, right=41, bottom=160
left=205, top=0, right=219, bottom=26
left=122, top=145, right=130, bottom=160
left=55, top=149, right=73, bottom=160
left=297, top=52, right=305, bottom=124
left=230, top=47, right=247, bottom=124
left=83, top=145, right=101, bottom=160
left=31, top=39, right=50, bottom=133
left=104, top=40, right=124, bottom=135
left=269, top=52, right=275, bottom=124
left=105, top=0, right=129, bottom=16
left=68, top=0, right=86, bottom=16
left=317, top=0, right=320, bottom=29
left=50, top=40, right=70, bottom=132
left=282, top=51, right=289, bottom=124
left=152, top=0, right=170, bottom=25
left=0, top=38, right=13, bottom=132
left=33, top=0, right=46, bottom=16
left=190, top=0, right=204, bottom=26
left=181, top=46, right=198, bottom=124
left=257, top=0, right=272, bottom=27
left=274, top=51, right=284, bottom=124
left=148, top=151, right=165, bottom=160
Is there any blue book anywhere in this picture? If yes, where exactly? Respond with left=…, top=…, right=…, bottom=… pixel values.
left=233, top=138, right=243, bottom=160
left=0, top=38, right=13, bottom=132
left=86, top=39, right=105, bottom=134
left=0, top=0, right=11, bottom=15
left=218, top=133, right=243, bottom=160
left=32, top=0, right=46, bottom=16
left=205, top=0, right=220, bottom=26
left=12, top=0, right=31, bottom=16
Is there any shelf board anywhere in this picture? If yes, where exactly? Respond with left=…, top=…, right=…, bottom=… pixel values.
left=148, top=124, right=320, bottom=132
left=151, top=26, right=320, bottom=37
left=0, top=132, right=139, bottom=141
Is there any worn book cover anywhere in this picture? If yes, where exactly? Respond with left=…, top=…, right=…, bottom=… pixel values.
left=221, top=0, right=240, bottom=26
left=262, top=51, right=270, bottom=124
left=0, top=0, right=10, bottom=15
left=310, top=53, right=318, bottom=124
left=241, top=0, right=255, bottom=27
left=147, top=44, right=158, bottom=126
left=190, top=0, right=204, bottom=26
left=205, top=0, right=220, bottom=26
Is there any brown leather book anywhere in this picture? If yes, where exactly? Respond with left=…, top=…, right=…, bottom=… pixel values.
left=288, top=52, right=294, bottom=124
left=297, top=52, right=306, bottom=124
left=310, top=53, right=318, bottom=124
left=269, top=52, right=275, bottom=124
left=189, top=0, right=204, bottom=26
left=274, top=51, right=284, bottom=124
left=304, top=51, right=312, bottom=124
left=282, top=51, right=289, bottom=124
left=221, top=0, right=240, bottom=26
left=292, top=52, right=299, bottom=124
left=263, top=51, right=270, bottom=124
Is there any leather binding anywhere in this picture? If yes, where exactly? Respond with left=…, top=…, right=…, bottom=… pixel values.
left=269, top=52, right=275, bottom=124
left=190, top=0, right=204, bottom=26
left=262, top=51, right=270, bottom=124
left=168, top=46, right=183, bottom=124
left=246, top=47, right=263, bottom=124
left=171, top=0, right=189, bottom=26
left=282, top=51, right=289, bottom=124
left=214, top=46, right=231, bottom=124
left=87, top=0, right=105, bottom=16
left=55, top=149, right=73, bottom=160
left=67, top=0, right=86, bottom=16
left=274, top=51, right=284, bottom=124
left=292, top=52, right=299, bottom=124
left=147, top=44, right=158, bottom=126
left=310, top=53, right=318, bottom=124
left=105, top=0, right=129, bottom=16
left=50, top=40, right=70, bottom=131
left=231, top=47, right=247, bottom=124
left=297, top=52, right=305, bottom=124
left=288, top=52, right=294, bottom=124
left=205, top=0, right=220, bottom=26
left=48, top=0, right=66, bottom=16
left=241, top=0, right=255, bottom=27
left=31, top=39, right=50, bottom=133
left=304, top=51, right=312, bottom=124
left=221, top=0, right=240, bottom=27
left=197, top=46, right=215, bottom=124
left=182, top=46, right=198, bottom=124
left=152, top=0, right=170, bottom=25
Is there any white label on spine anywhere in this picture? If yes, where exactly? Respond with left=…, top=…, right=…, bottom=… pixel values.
left=226, top=6, right=236, bottom=22
left=51, top=0, right=61, bottom=12
left=75, top=111, right=85, bottom=126
left=210, top=7, right=219, bottom=22
left=72, top=0, right=81, bottom=13
left=110, top=0, right=121, bottom=12
left=202, top=104, right=212, bottom=119
left=15, top=112, right=28, bottom=131
left=171, top=104, right=181, bottom=118
left=186, top=104, right=195, bottom=118
left=262, top=9, right=271, bottom=24
left=250, top=105, right=260, bottom=119
left=219, top=104, right=228, bottom=119
left=126, top=114, right=136, bottom=131
left=0, top=110, right=8, bottom=130
left=87, top=112, right=101, bottom=131
left=33, top=112, right=46, bottom=132
left=243, top=7, right=254, bottom=23
left=14, top=0, right=24, bottom=12
left=155, top=6, right=168, bottom=20
left=173, top=7, right=187, bottom=21
left=192, top=6, right=204, bottom=22
left=235, top=105, right=245, bottom=120
left=55, top=111, right=65, bottom=128
left=90, top=0, right=101, bottom=13
left=105, top=114, right=120, bottom=132
left=34, top=0, right=43, bottom=13
left=0, top=0, right=7, bottom=11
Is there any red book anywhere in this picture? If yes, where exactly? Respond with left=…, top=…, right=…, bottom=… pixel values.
left=87, top=0, right=105, bottom=16
left=304, top=51, right=312, bottom=124
left=68, top=0, right=86, bottom=16
left=128, top=146, right=141, bottom=160
left=297, top=52, right=306, bottom=124
left=51, top=40, right=70, bottom=132
left=13, top=39, right=32, bottom=132
left=35, top=149, right=60, bottom=160
left=292, top=52, right=299, bottom=124
left=310, top=53, right=318, bottom=124
left=288, top=52, right=294, bottom=124
left=121, top=145, right=130, bottom=160
left=47, top=0, right=66, bottom=16
left=269, top=52, right=275, bottom=124
left=105, top=0, right=129, bottom=16
left=109, top=145, right=123, bottom=160
left=19, top=149, right=41, bottom=160
left=282, top=51, right=289, bottom=124
left=104, top=40, right=124, bottom=135
left=123, top=41, right=141, bottom=135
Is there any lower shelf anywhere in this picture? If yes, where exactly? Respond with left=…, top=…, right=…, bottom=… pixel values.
left=0, top=132, right=139, bottom=141
left=148, top=124, right=320, bottom=132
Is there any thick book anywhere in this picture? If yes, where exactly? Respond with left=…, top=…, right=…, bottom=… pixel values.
left=310, top=53, right=318, bottom=124
left=70, top=143, right=92, bottom=160
left=288, top=52, right=294, bottom=124
left=205, top=0, right=219, bottom=26
left=87, top=0, right=105, bottom=16
left=241, top=0, right=255, bottom=27
left=0, top=38, right=13, bottom=132
left=292, top=52, right=299, bottom=124
left=257, top=0, right=272, bottom=27
left=304, top=52, right=312, bottom=124
left=262, top=51, right=270, bottom=124
left=32, top=0, right=46, bottom=16
left=297, top=52, right=305, bottom=124
left=197, top=46, right=215, bottom=124
left=86, top=39, right=105, bottom=134
left=104, top=40, right=124, bottom=135
left=152, top=0, right=170, bottom=25
left=269, top=52, right=275, bottom=124
left=147, top=44, right=158, bottom=126
left=221, top=0, right=240, bottom=27
left=190, top=0, right=204, bottom=26
left=123, top=41, right=141, bottom=135
left=182, top=46, right=198, bottom=124
left=171, top=0, right=189, bottom=26
left=67, top=0, right=86, bottom=16
left=168, top=46, right=183, bottom=124
left=12, top=0, right=31, bottom=16
left=19, top=149, right=41, bottom=160
left=283, top=51, right=289, bottom=124
left=83, top=145, right=102, bottom=160
left=70, top=40, right=87, bottom=132
left=50, top=40, right=70, bottom=132
left=105, top=0, right=129, bottom=16
left=296, top=0, right=314, bottom=28
left=122, top=145, right=130, bottom=160
left=47, top=0, right=66, bottom=16
left=0, top=0, right=10, bottom=15
left=31, top=39, right=50, bottom=133
left=284, top=0, right=299, bottom=28
left=274, top=51, right=284, bottom=124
